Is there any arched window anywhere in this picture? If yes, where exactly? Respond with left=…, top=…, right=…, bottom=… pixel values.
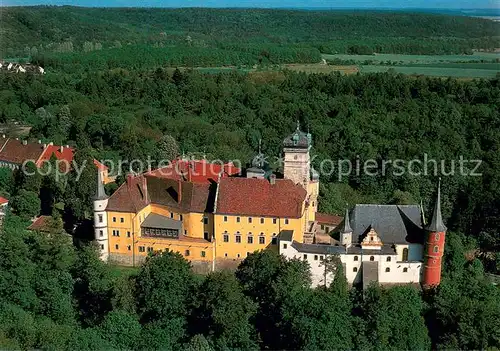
left=353, top=267, right=358, bottom=272
left=435, top=233, right=440, bottom=241
left=354, top=256, right=359, bottom=261
left=403, top=268, right=408, bottom=273
left=402, top=248, right=409, bottom=261
left=370, top=256, right=375, bottom=261
left=433, top=245, right=439, bottom=253
left=385, top=267, right=390, bottom=272
left=386, top=257, right=391, bottom=262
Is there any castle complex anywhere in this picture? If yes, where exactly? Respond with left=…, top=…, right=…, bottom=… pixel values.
left=94, top=124, right=446, bottom=288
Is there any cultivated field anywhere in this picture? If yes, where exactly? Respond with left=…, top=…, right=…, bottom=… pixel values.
left=322, top=52, right=500, bottom=64
left=322, top=52, right=500, bottom=78
left=360, top=65, right=498, bottom=78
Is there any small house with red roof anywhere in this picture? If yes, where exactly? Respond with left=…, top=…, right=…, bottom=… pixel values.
left=0, top=136, right=112, bottom=183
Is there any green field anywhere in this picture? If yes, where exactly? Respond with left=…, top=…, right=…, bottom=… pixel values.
left=323, top=52, right=500, bottom=64
left=359, top=65, right=498, bottom=78
left=403, top=62, right=500, bottom=70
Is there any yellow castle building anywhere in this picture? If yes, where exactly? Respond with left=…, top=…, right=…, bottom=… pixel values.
left=94, top=124, right=327, bottom=270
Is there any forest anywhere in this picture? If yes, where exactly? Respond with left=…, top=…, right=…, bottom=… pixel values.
left=0, top=6, right=499, bottom=350
left=2, top=6, right=500, bottom=61
left=1, top=68, right=499, bottom=252
left=0, top=212, right=499, bottom=350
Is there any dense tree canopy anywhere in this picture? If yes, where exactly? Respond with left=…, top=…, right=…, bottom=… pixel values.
left=0, top=213, right=498, bottom=350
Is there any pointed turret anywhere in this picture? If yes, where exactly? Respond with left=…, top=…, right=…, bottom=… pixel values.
left=340, top=206, right=353, bottom=248
left=95, top=168, right=108, bottom=200
left=426, top=179, right=446, bottom=232
left=422, top=179, right=447, bottom=289
left=341, top=207, right=353, bottom=234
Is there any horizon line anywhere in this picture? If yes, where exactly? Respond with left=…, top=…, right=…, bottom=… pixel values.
left=1, top=4, right=499, bottom=10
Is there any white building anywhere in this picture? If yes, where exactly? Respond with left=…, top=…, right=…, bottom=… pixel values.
left=278, top=200, right=444, bottom=289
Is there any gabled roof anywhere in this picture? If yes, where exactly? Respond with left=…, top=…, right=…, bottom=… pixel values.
left=216, top=177, right=307, bottom=218
left=36, top=145, right=74, bottom=169
left=146, top=176, right=215, bottom=213
left=342, top=204, right=424, bottom=245
left=105, top=175, right=150, bottom=213
left=146, top=159, right=240, bottom=184
left=0, top=138, right=45, bottom=165
left=316, top=212, right=343, bottom=226
left=27, top=215, right=52, bottom=232
left=105, top=174, right=215, bottom=214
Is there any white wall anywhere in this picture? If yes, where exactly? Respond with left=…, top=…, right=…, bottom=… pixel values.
left=94, top=198, right=109, bottom=261
left=378, top=260, right=422, bottom=283
left=395, top=243, right=423, bottom=261
left=279, top=240, right=424, bottom=287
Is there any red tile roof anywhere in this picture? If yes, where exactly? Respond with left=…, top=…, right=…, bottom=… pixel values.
left=216, top=177, right=307, bottom=218
left=0, top=138, right=45, bottom=165
left=27, top=215, right=52, bottom=232
left=0, top=196, right=8, bottom=205
left=146, top=159, right=240, bottom=184
left=94, top=159, right=108, bottom=171
left=106, top=174, right=214, bottom=214
left=106, top=174, right=150, bottom=213
left=316, top=212, right=343, bottom=226
left=0, top=138, right=107, bottom=172
left=36, top=144, right=74, bottom=171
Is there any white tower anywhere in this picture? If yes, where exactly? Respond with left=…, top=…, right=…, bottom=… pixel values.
left=283, top=121, right=311, bottom=189
left=340, top=207, right=353, bottom=248
left=94, top=168, right=109, bottom=261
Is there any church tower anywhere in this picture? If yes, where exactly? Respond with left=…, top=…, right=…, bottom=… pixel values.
left=283, top=121, right=311, bottom=189
left=422, top=180, right=447, bottom=288
left=94, top=167, right=109, bottom=261
left=283, top=122, right=319, bottom=229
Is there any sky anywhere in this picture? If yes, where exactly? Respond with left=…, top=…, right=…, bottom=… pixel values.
left=1, top=0, right=498, bottom=8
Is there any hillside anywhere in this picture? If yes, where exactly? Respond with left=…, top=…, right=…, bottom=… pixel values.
left=1, top=6, right=499, bottom=58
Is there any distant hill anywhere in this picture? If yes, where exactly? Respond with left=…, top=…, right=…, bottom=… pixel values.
left=1, top=6, right=499, bottom=58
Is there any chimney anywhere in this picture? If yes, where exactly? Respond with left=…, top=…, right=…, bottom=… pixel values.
left=127, top=173, right=134, bottom=193
left=22, top=140, right=27, bottom=145
left=270, top=174, right=276, bottom=185
left=15, top=138, right=18, bottom=141
left=38, top=140, right=41, bottom=144
left=178, top=179, right=182, bottom=204
left=2, top=135, right=5, bottom=138
left=60, top=145, right=64, bottom=152
left=141, top=176, right=148, bottom=203
left=43, top=143, right=47, bottom=148
left=49, top=142, right=53, bottom=146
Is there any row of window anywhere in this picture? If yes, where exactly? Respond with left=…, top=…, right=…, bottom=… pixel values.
left=102, top=214, right=298, bottom=227
left=137, top=246, right=207, bottom=258
left=351, top=267, right=410, bottom=273
left=112, top=217, right=125, bottom=223
left=222, top=216, right=288, bottom=225
left=223, top=232, right=277, bottom=244
left=110, top=230, right=131, bottom=237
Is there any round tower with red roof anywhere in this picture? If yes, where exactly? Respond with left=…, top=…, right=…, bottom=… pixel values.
left=422, top=180, right=447, bottom=289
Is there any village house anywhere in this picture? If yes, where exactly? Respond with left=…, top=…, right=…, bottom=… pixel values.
left=0, top=136, right=112, bottom=183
